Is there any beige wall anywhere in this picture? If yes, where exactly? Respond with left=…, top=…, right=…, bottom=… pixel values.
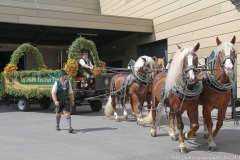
left=100, top=0, right=240, bottom=97
left=0, top=0, right=101, bottom=14
left=0, top=0, right=152, bottom=33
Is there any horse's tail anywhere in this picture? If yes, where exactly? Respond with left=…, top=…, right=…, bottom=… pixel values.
left=104, top=96, right=114, bottom=116
left=139, top=110, right=152, bottom=126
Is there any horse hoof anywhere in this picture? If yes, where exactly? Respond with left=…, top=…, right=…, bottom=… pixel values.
left=123, top=115, right=128, bottom=120
left=171, top=135, right=178, bottom=141
left=204, top=134, right=208, bottom=139
left=179, top=147, right=188, bottom=154
left=208, top=146, right=217, bottom=151
left=151, top=133, right=156, bottom=137
left=115, top=118, right=120, bottom=122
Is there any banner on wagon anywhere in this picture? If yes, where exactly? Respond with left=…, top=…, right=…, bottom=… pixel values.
left=4, top=74, right=59, bottom=90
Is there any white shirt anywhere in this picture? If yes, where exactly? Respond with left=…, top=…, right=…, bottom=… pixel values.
left=51, top=80, right=73, bottom=94
left=79, top=59, right=93, bottom=67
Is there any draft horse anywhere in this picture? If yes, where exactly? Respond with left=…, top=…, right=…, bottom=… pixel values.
left=142, top=43, right=202, bottom=153
left=198, top=36, right=236, bottom=150
left=104, top=56, right=162, bottom=121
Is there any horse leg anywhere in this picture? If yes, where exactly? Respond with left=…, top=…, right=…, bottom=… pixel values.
left=121, top=100, right=128, bottom=120
left=151, top=105, right=157, bottom=137
left=169, top=108, right=178, bottom=141
left=213, top=106, right=227, bottom=138
left=185, top=106, right=199, bottom=139
left=130, top=97, right=136, bottom=117
left=204, top=106, right=217, bottom=150
left=112, top=95, right=120, bottom=122
left=147, top=94, right=151, bottom=113
left=175, top=112, right=187, bottom=154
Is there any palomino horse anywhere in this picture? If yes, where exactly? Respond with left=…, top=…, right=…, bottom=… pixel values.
left=142, top=43, right=202, bottom=153
left=104, top=56, right=162, bottom=121
left=197, top=36, right=236, bottom=150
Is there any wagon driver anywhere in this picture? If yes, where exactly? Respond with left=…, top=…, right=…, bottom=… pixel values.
left=78, top=50, right=95, bottom=88
left=51, top=69, right=75, bottom=133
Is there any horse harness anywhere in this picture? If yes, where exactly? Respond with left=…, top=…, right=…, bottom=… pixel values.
left=204, top=50, right=235, bottom=93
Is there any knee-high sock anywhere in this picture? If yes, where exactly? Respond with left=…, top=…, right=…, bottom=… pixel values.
left=65, top=116, right=71, bottom=128
left=56, top=115, right=61, bottom=126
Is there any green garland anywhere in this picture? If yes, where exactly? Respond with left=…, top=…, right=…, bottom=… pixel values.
left=0, top=44, right=50, bottom=100
left=68, top=37, right=100, bottom=67
left=10, top=43, right=46, bottom=69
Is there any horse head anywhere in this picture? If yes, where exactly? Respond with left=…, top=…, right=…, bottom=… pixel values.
left=165, top=43, right=200, bottom=93
left=134, top=56, right=155, bottom=83
left=181, top=42, right=200, bottom=85
left=215, top=36, right=236, bottom=77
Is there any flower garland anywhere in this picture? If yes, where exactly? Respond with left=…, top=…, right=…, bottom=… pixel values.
left=94, top=60, right=106, bottom=73
left=4, top=63, right=18, bottom=76
left=64, top=58, right=78, bottom=76
left=66, top=37, right=100, bottom=76
left=1, top=43, right=50, bottom=99
left=40, top=64, right=48, bottom=70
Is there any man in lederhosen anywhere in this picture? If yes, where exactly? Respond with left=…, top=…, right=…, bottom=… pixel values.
left=51, top=69, right=75, bottom=133
left=78, top=50, right=94, bottom=88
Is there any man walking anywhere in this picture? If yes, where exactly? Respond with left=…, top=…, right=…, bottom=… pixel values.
left=52, top=69, right=75, bottom=133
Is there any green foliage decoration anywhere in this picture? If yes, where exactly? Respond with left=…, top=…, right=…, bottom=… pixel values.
left=10, top=43, right=46, bottom=69
left=68, top=37, right=100, bottom=67
left=0, top=43, right=51, bottom=100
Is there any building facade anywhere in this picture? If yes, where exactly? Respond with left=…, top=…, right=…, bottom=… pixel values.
left=0, top=0, right=240, bottom=96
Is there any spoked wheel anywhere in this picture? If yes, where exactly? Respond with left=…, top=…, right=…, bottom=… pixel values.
left=39, top=96, right=51, bottom=109
left=18, top=98, right=30, bottom=111
left=89, top=100, right=102, bottom=112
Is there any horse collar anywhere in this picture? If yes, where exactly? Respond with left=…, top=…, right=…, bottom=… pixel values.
left=205, top=60, right=234, bottom=93
left=172, top=80, right=203, bottom=100
left=205, top=72, right=233, bottom=93
left=133, top=71, right=152, bottom=86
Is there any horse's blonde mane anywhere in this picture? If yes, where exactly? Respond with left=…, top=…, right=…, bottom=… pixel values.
left=165, top=47, right=194, bottom=93
left=134, top=55, right=155, bottom=72
left=215, top=42, right=234, bottom=58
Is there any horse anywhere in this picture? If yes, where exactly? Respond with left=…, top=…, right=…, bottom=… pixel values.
left=104, top=56, right=163, bottom=122
left=141, top=43, right=201, bottom=153
left=197, top=36, right=236, bottom=150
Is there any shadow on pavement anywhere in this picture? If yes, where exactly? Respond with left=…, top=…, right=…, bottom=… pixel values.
left=74, top=127, right=118, bottom=133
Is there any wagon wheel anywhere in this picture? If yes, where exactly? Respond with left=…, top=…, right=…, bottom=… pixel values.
left=39, top=96, right=51, bottom=109
left=89, top=100, right=102, bottom=112
left=18, top=97, right=30, bottom=112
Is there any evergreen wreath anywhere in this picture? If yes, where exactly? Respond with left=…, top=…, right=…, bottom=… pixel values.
left=64, top=37, right=100, bottom=76
left=0, top=43, right=51, bottom=100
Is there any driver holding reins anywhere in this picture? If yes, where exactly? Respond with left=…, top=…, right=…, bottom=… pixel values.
left=78, top=50, right=95, bottom=89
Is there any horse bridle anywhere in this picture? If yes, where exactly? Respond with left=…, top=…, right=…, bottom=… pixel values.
left=182, top=52, right=198, bottom=84
left=212, top=48, right=236, bottom=81
left=217, top=50, right=236, bottom=67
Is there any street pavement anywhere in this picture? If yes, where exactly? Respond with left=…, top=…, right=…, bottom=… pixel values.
left=1, top=100, right=240, bottom=160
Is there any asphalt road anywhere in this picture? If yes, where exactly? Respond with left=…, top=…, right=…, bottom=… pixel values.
left=1, top=101, right=240, bottom=160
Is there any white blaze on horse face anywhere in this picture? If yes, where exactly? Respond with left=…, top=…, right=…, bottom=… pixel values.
left=187, top=54, right=195, bottom=82
left=223, top=46, right=233, bottom=76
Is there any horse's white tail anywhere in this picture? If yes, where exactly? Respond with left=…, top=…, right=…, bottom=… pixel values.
left=104, top=96, right=114, bottom=116
left=139, top=110, right=152, bottom=126
left=140, top=103, right=164, bottom=126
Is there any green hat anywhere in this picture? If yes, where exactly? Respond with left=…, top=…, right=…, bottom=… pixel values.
left=60, top=69, right=68, bottom=76
left=82, top=50, right=89, bottom=55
